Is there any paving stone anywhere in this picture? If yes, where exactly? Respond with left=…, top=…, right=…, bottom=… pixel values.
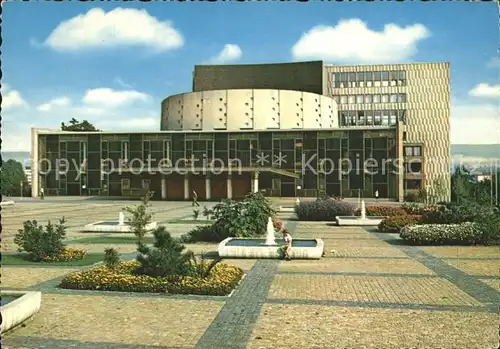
left=443, top=259, right=500, bottom=277
left=1, top=267, right=79, bottom=289
left=422, top=246, right=500, bottom=259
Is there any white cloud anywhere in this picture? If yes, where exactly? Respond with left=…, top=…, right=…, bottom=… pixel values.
left=82, top=88, right=151, bottom=107
left=210, top=44, right=242, bottom=64
left=291, top=19, right=430, bottom=64
left=468, top=83, right=500, bottom=99
left=37, top=96, right=71, bottom=112
left=1, top=84, right=27, bottom=110
left=451, top=103, right=500, bottom=144
left=44, top=8, right=184, bottom=52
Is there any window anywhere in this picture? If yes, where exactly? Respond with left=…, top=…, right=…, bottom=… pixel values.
left=413, top=146, right=421, bottom=156
left=356, top=95, right=364, bottom=104
left=397, top=93, right=406, bottom=103
left=405, top=146, right=413, bottom=156
left=381, top=94, right=389, bottom=103
left=121, top=141, right=129, bottom=161
left=366, top=110, right=373, bottom=125
left=405, top=162, right=422, bottom=173
left=357, top=111, right=365, bottom=126
left=333, top=73, right=341, bottom=88
left=382, top=110, right=389, bottom=125
left=348, top=95, right=355, bottom=104
left=333, top=96, right=340, bottom=104
left=374, top=111, right=382, bottom=125
left=404, top=146, right=421, bottom=156
left=389, top=110, right=397, bottom=125
left=390, top=94, right=398, bottom=103
left=348, top=72, right=356, bottom=87
left=405, top=179, right=422, bottom=190
left=340, top=95, right=347, bottom=104
left=364, top=94, right=373, bottom=104
left=403, top=131, right=407, bottom=141
left=374, top=72, right=381, bottom=87
left=163, top=140, right=171, bottom=160
left=121, top=179, right=130, bottom=190
left=390, top=71, right=398, bottom=86
left=349, top=111, right=357, bottom=126
left=365, top=72, right=374, bottom=87
left=357, top=72, right=365, bottom=87
left=373, top=94, right=381, bottom=103
left=340, top=72, right=348, bottom=88
left=398, top=71, right=406, bottom=86
left=381, top=71, right=389, bottom=86
left=340, top=111, right=348, bottom=126
left=398, top=110, right=407, bottom=123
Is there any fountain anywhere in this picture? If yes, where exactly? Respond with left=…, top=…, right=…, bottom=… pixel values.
left=1, top=290, right=41, bottom=333
left=335, top=199, right=386, bottom=226
left=118, top=211, right=125, bottom=226
left=264, top=217, right=277, bottom=245
left=217, top=216, right=324, bottom=259
left=83, top=211, right=157, bottom=233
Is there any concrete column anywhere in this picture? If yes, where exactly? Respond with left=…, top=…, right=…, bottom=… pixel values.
left=397, top=123, right=405, bottom=202
left=31, top=128, right=39, bottom=198
left=184, top=175, right=189, bottom=200
left=161, top=177, right=167, bottom=200
left=205, top=175, right=211, bottom=200
left=227, top=176, right=233, bottom=199
left=253, top=172, right=259, bottom=193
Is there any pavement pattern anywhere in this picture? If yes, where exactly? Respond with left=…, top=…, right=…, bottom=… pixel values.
left=1, top=198, right=499, bottom=349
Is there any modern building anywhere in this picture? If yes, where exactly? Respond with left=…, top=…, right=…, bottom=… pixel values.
left=31, top=61, right=451, bottom=202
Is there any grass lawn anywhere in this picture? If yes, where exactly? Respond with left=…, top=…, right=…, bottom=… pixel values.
left=70, top=236, right=155, bottom=244
left=2, top=253, right=106, bottom=266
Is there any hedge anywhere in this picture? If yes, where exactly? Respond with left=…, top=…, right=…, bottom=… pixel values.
left=59, top=260, right=244, bottom=296
left=295, top=198, right=354, bottom=221
left=355, top=205, right=406, bottom=217
left=378, top=215, right=422, bottom=234
left=400, top=222, right=483, bottom=245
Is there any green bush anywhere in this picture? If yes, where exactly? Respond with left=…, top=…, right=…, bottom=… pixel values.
left=104, top=248, right=120, bottom=269
left=181, top=193, right=275, bottom=242
left=135, top=227, right=195, bottom=277
left=401, top=202, right=424, bottom=215
left=123, top=191, right=154, bottom=243
left=354, top=205, right=406, bottom=217
left=59, top=260, right=244, bottom=296
left=474, top=207, right=500, bottom=245
left=420, top=202, right=480, bottom=225
left=295, top=197, right=354, bottom=221
left=14, top=218, right=67, bottom=261
left=378, top=215, right=422, bottom=234
left=400, top=223, right=483, bottom=245
left=404, top=190, right=421, bottom=203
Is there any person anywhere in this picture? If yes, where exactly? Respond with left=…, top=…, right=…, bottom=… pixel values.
left=375, top=190, right=379, bottom=201
left=40, top=187, right=45, bottom=200
left=282, top=230, right=293, bottom=261
left=192, top=190, right=200, bottom=207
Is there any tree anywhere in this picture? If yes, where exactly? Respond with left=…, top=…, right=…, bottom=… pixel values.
left=61, top=118, right=100, bottom=131
left=0, top=159, right=28, bottom=196
left=451, top=166, right=473, bottom=204
left=123, top=191, right=154, bottom=244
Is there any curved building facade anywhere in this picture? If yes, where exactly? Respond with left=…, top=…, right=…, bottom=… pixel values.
left=161, top=89, right=338, bottom=131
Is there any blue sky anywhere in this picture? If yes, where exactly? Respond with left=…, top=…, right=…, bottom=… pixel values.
left=2, top=2, right=499, bottom=151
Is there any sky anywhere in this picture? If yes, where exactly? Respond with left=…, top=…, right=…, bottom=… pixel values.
left=2, top=2, right=499, bottom=152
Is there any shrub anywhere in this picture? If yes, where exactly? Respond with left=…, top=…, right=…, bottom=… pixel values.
left=474, top=207, right=500, bottom=245
left=404, top=190, right=421, bottom=203
left=14, top=218, right=67, bottom=261
left=40, top=247, right=87, bottom=262
left=181, top=192, right=275, bottom=242
left=401, top=202, right=424, bottom=215
left=59, top=260, right=244, bottom=296
left=400, top=223, right=483, bottom=245
left=355, top=205, right=406, bottom=217
left=295, top=197, right=354, bottom=221
left=135, top=227, right=194, bottom=278
left=378, top=215, right=422, bottom=234
left=104, top=248, right=120, bottom=269
left=420, top=202, right=480, bottom=225
left=123, top=191, right=154, bottom=243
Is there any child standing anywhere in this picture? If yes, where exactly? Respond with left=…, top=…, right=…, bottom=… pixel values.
left=282, top=230, right=293, bottom=261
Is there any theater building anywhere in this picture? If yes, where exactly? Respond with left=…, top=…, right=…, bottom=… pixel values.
left=31, top=61, right=451, bottom=202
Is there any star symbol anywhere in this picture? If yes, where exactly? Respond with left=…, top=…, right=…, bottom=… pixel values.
left=255, top=152, right=269, bottom=166
left=273, top=152, right=287, bottom=166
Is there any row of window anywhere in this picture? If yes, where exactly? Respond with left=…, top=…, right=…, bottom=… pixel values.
left=404, top=146, right=422, bottom=157
left=333, top=93, right=406, bottom=105
left=339, top=110, right=406, bottom=127
left=332, top=71, right=407, bottom=88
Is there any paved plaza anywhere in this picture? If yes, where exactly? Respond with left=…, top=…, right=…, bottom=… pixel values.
left=1, top=198, right=499, bottom=349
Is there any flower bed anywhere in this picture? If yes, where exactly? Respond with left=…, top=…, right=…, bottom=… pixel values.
left=378, top=215, right=422, bottom=234
left=59, top=260, right=244, bottom=296
left=40, top=247, right=87, bottom=262
left=355, top=205, right=406, bottom=217
left=400, top=222, right=483, bottom=245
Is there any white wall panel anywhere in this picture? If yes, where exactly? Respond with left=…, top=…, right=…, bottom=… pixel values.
left=182, top=92, right=202, bottom=130
left=227, top=90, right=253, bottom=130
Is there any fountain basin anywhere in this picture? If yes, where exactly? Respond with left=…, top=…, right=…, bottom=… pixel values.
left=218, top=238, right=324, bottom=259
left=1, top=290, right=41, bottom=333
left=0, top=201, right=15, bottom=206
left=83, top=221, right=158, bottom=232
left=278, top=206, right=296, bottom=213
left=335, top=216, right=385, bottom=226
